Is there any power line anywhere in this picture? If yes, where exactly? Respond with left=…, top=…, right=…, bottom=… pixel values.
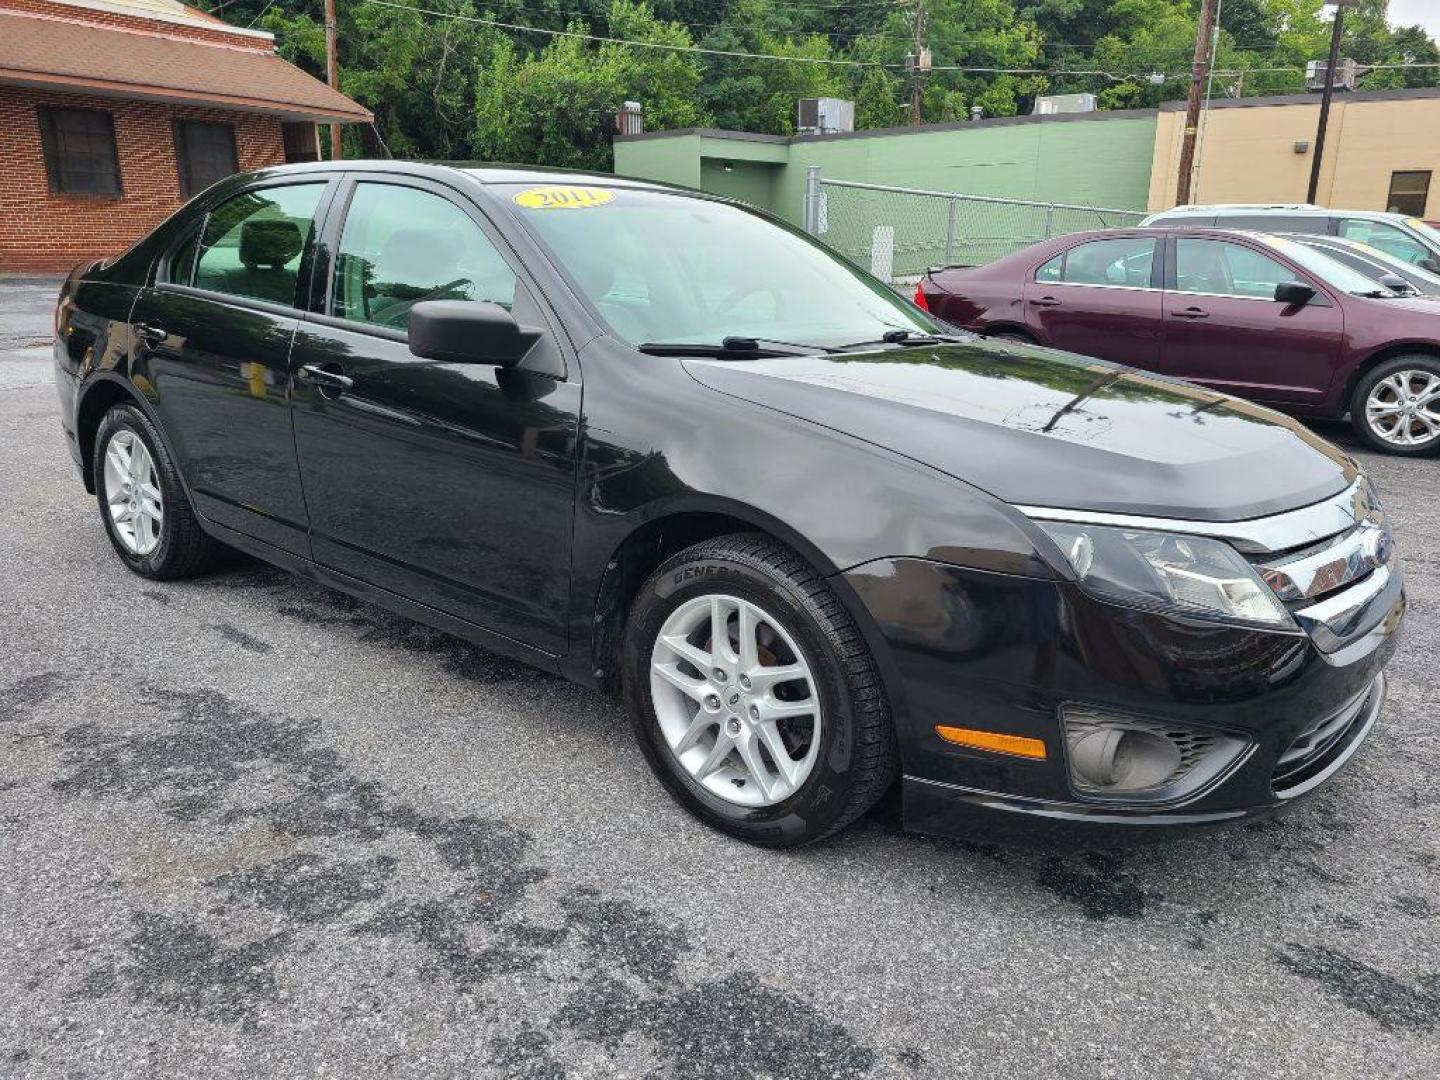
left=356, top=0, right=1440, bottom=83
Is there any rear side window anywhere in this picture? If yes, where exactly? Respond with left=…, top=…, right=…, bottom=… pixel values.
left=193, top=183, right=326, bottom=308
left=331, top=183, right=517, bottom=331
left=1214, top=214, right=1323, bottom=233
left=1036, top=237, right=1156, bottom=287
left=1338, top=218, right=1432, bottom=266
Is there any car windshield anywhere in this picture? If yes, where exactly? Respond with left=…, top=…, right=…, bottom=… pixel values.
left=495, top=182, right=940, bottom=350
left=1408, top=217, right=1440, bottom=248
left=1252, top=234, right=1404, bottom=296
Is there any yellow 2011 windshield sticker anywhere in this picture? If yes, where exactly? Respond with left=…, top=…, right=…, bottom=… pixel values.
left=512, top=186, right=615, bottom=210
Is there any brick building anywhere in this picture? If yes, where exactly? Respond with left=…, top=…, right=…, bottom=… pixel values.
left=0, top=0, right=371, bottom=271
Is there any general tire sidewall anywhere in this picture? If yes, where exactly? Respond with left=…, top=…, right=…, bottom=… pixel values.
left=93, top=405, right=181, bottom=575
left=623, top=552, right=861, bottom=846
left=1353, top=356, right=1440, bottom=456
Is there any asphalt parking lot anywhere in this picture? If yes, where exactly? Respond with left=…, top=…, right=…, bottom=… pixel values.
left=1, top=274, right=1437, bottom=1079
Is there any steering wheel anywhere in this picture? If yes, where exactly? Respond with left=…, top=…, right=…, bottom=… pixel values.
left=714, top=284, right=784, bottom=320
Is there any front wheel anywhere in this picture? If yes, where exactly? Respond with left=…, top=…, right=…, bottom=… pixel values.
left=1350, top=356, right=1440, bottom=455
left=622, top=534, right=897, bottom=847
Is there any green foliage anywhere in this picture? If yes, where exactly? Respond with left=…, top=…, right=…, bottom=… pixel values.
left=200, top=0, right=1438, bottom=166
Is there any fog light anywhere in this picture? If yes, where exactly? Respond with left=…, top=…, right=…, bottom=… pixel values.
left=1069, top=727, right=1180, bottom=790
left=1061, top=706, right=1249, bottom=801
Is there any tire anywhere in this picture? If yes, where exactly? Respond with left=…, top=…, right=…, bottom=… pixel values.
left=1350, top=355, right=1440, bottom=456
left=92, top=402, right=222, bottom=579
left=622, top=533, right=897, bottom=847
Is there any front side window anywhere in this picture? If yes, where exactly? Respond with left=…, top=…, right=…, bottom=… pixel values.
left=1174, top=239, right=1301, bottom=299
left=1041, top=237, right=1156, bottom=288
left=38, top=107, right=122, bottom=197
left=193, top=183, right=325, bottom=307
left=331, top=184, right=517, bottom=330
left=175, top=121, right=239, bottom=199
left=1338, top=218, right=1431, bottom=266
left=500, top=183, right=939, bottom=349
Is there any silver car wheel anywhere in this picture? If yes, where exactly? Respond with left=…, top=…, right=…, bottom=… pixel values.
left=103, top=429, right=163, bottom=556
left=649, top=593, right=823, bottom=807
left=1365, top=370, right=1440, bottom=447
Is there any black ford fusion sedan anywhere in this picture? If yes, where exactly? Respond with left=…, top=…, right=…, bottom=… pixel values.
left=54, top=161, right=1404, bottom=847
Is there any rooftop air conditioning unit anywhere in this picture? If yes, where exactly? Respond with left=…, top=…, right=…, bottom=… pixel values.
left=1032, top=93, right=1097, bottom=115
left=797, top=98, right=855, bottom=136
left=1306, top=58, right=1359, bottom=91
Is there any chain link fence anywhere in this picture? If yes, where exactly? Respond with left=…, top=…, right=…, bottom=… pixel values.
left=803, top=171, right=1147, bottom=284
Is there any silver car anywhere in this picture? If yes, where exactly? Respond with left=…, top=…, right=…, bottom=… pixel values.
left=1140, top=203, right=1440, bottom=275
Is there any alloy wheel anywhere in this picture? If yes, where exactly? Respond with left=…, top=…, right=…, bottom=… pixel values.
left=649, top=593, right=822, bottom=807
left=1365, top=370, right=1440, bottom=448
left=103, top=429, right=163, bottom=556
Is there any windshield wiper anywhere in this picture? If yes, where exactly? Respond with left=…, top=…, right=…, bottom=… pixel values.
left=839, top=328, right=970, bottom=350
left=638, top=336, right=835, bottom=358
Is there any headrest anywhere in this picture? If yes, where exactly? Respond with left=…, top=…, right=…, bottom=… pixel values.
left=239, top=219, right=304, bottom=270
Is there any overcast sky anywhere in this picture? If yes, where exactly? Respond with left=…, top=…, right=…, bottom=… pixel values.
left=1386, top=0, right=1440, bottom=39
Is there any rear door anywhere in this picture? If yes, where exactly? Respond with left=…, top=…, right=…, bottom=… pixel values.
left=1023, top=234, right=1163, bottom=367
left=288, top=175, right=581, bottom=654
left=129, top=177, right=336, bottom=555
left=1158, top=236, right=1344, bottom=405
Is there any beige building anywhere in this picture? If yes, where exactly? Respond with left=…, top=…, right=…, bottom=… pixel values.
left=1149, top=87, right=1440, bottom=217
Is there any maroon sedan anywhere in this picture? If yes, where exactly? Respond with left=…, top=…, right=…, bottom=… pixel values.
left=916, top=228, right=1440, bottom=455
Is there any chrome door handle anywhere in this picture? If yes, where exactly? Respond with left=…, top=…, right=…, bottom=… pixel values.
left=298, top=363, right=353, bottom=391
left=136, top=323, right=167, bottom=345
left=1173, top=307, right=1209, bottom=319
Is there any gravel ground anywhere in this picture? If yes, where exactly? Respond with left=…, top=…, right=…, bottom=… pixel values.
left=2, top=275, right=1438, bottom=1079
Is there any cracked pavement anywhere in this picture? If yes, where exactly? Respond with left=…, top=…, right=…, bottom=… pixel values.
left=2, top=275, right=1438, bottom=1078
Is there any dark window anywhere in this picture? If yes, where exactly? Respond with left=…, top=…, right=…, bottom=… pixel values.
left=1386, top=171, right=1431, bottom=217
left=193, top=183, right=326, bottom=307
left=174, top=121, right=239, bottom=199
left=38, top=107, right=122, bottom=197
left=1214, top=214, right=1325, bottom=233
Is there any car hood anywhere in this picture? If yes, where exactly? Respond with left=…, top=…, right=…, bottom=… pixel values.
left=682, top=341, right=1355, bottom=522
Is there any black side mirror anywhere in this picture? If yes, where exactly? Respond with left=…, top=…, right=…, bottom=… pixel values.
left=1274, top=281, right=1316, bottom=306
left=408, top=300, right=541, bottom=368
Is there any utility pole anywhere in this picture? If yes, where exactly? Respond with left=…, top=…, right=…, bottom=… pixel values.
left=1308, top=1, right=1356, bottom=204
left=324, top=0, right=342, bottom=160
left=1175, top=0, right=1219, bottom=205
left=908, top=0, right=927, bottom=127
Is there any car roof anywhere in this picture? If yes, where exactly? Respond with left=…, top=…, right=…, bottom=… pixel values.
left=244, top=158, right=675, bottom=190
left=1149, top=204, right=1406, bottom=223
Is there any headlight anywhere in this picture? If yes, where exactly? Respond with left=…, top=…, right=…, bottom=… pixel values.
left=1036, top=521, right=1294, bottom=628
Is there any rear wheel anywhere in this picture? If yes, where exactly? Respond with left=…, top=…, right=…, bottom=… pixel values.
left=1351, top=356, right=1440, bottom=455
left=93, top=403, right=222, bottom=579
left=622, top=534, right=896, bottom=847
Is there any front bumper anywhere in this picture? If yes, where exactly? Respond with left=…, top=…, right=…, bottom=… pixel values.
left=841, top=553, right=1403, bottom=843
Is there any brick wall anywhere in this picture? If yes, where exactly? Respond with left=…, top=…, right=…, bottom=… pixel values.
left=0, top=86, right=287, bottom=273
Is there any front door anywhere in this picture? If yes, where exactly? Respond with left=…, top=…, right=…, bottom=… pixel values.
left=1023, top=234, right=1163, bottom=368
left=289, top=178, right=581, bottom=654
left=130, top=179, right=333, bottom=555
left=1159, top=237, right=1344, bottom=406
